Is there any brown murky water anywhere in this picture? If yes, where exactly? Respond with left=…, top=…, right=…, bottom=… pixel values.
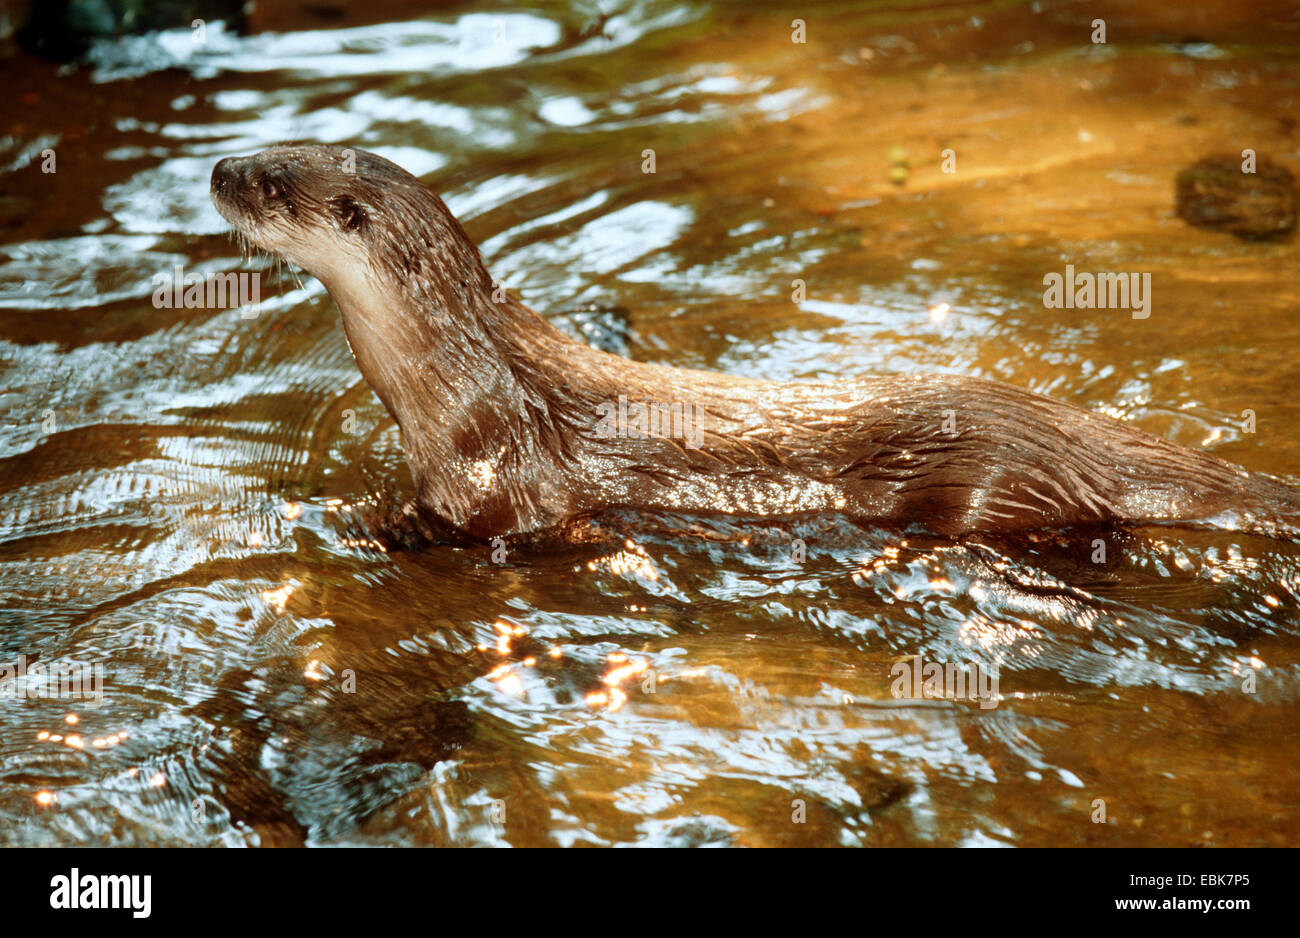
left=1, top=0, right=1298, bottom=846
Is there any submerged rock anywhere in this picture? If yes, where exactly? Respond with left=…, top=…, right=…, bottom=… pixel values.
left=1175, top=154, right=1298, bottom=241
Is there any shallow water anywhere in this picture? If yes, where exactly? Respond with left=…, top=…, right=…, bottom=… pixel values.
left=1, top=0, right=1298, bottom=846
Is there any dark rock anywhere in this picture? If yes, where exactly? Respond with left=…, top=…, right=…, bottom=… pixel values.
left=557, top=302, right=634, bottom=358
left=1175, top=153, right=1298, bottom=241
left=17, top=0, right=246, bottom=61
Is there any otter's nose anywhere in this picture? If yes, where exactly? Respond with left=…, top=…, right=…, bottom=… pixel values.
left=210, top=156, right=244, bottom=194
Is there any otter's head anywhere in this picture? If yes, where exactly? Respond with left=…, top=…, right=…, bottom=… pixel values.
left=210, top=144, right=489, bottom=300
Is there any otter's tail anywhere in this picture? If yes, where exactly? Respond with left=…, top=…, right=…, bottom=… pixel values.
left=1221, top=472, right=1300, bottom=542
left=1126, top=450, right=1300, bottom=542
left=1103, top=422, right=1300, bottom=542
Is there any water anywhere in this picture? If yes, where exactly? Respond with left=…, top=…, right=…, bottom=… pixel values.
left=1, top=0, right=1298, bottom=846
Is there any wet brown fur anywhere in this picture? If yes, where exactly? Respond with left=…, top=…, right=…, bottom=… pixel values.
left=211, top=145, right=1300, bottom=544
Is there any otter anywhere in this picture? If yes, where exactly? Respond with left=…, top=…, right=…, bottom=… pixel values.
left=209, top=144, right=1300, bottom=544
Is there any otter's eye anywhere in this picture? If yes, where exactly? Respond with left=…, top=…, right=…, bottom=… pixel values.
left=333, top=197, right=365, bottom=232
left=260, top=176, right=279, bottom=200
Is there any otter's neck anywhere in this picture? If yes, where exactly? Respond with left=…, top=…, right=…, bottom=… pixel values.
left=321, top=257, right=585, bottom=538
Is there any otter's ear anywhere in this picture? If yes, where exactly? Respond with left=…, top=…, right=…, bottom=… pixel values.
left=331, top=197, right=367, bottom=232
